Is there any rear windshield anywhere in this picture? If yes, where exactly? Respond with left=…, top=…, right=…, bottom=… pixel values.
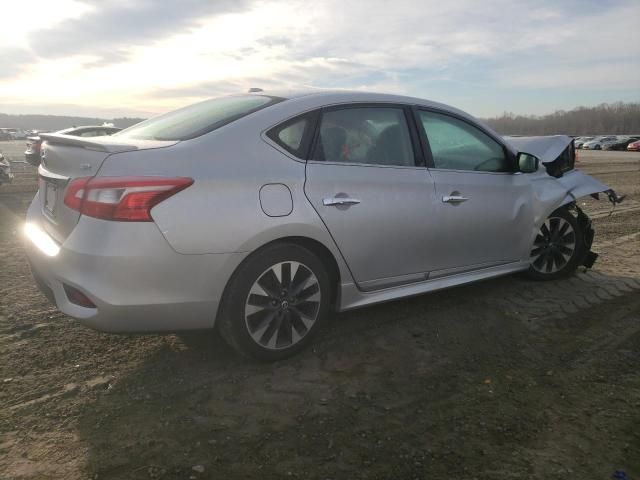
left=115, top=95, right=284, bottom=141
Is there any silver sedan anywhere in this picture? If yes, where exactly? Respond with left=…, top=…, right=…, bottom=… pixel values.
left=24, top=90, right=622, bottom=360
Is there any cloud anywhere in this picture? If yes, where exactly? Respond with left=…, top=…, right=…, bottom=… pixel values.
left=81, top=49, right=132, bottom=69
left=0, top=48, right=35, bottom=79
left=0, top=0, right=637, bottom=116
left=149, top=80, right=252, bottom=99
left=28, top=0, right=249, bottom=64
left=497, top=62, right=640, bottom=91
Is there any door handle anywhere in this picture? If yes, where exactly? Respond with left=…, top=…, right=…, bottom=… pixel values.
left=442, top=195, right=469, bottom=204
left=323, top=197, right=361, bottom=206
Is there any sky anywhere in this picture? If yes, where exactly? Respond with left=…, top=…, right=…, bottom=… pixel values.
left=0, top=0, right=638, bottom=119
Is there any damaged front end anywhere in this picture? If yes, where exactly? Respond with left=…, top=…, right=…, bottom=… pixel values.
left=573, top=203, right=597, bottom=269
left=506, top=135, right=624, bottom=270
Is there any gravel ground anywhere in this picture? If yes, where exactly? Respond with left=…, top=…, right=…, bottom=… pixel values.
left=1, top=141, right=639, bottom=480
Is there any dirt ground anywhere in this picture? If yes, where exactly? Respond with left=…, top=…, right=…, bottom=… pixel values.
left=1, top=141, right=639, bottom=480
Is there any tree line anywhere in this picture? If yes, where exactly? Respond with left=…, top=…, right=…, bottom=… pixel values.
left=0, top=113, right=145, bottom=131
left=483, top=102, right=640, bottom=136
left=3, top=101, right=640, bottom=137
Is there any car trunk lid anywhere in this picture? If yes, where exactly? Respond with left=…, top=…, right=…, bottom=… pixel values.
left=36, top=133, right=177, bottom=243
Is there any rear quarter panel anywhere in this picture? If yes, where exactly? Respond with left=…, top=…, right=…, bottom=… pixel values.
left=96, top=115, right=353, bottom=284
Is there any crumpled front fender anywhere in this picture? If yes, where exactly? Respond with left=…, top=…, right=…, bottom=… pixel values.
left=506, top=134, right=624, bottom=214
left=525, top=171, right=609, bottom=270
left=554, top=169, right=614, bottom=206
left=529, top=169, right=621, bottom=232
left=507, top=134, right=624, bottom=270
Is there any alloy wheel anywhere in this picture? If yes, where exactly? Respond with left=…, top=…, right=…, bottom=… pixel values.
left=244, top=261, right=321, bottom=350
left=530, top=216, right=577, bottom=274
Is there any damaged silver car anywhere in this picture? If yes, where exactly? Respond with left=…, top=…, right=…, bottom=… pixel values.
left=24, top=90, right=623, bottom=360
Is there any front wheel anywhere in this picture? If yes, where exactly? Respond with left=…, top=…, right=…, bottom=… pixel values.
left=217, top=243, right=331, bottom=361
left=525, top=208, right=586, bottom=281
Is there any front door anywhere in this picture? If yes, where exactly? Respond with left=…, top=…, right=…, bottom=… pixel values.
left=415, top=109, right=535, bottom=275
left=304, top=105, right=436, bottom=290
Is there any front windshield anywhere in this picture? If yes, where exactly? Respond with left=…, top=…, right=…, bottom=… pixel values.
left=115, top=95, right=283, bottom=141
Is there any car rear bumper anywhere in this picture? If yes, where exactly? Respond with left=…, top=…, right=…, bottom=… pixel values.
left=23, top=194, right=245, bottom=333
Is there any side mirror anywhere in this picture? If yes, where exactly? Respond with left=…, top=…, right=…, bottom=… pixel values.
left=517, top=152, right=539, bottom=173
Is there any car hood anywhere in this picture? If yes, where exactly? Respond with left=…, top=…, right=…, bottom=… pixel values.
left=504, top=135, right=573, bottom=164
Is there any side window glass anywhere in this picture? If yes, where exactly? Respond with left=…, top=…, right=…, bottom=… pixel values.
left=277, top=119, right=307, bottom=151
left=419, top=111, right=509, bottom=172
left=78, top=130, right=98, bottom=137
left=267, top=115, right=311, bottom=158
left=313, top=107, right=414, bottom=166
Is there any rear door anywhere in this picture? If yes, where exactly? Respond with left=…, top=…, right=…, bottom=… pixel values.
left=414, top=109, right=535, bottom=275
left=304, top=104, right=437, bottom=290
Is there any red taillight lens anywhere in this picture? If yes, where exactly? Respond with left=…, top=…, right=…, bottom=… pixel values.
left=64, top=176, right=193, bottom=221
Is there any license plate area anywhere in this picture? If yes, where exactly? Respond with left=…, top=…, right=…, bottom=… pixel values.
left=44, top=181, right=58, bottom=215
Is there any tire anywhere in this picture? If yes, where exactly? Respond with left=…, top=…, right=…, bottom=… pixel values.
left=217, top=242, right=331, bottom=361
left=525, top=207, right=586, bottom=281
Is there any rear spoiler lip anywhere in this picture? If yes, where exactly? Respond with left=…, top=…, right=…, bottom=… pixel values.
left=39, top=133, right=138, bottom=153
left=39, top=133, right=178, bottom=154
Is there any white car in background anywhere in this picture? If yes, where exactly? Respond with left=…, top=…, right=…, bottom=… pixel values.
left=574, top=137, right=593, bottom=149
left=582, top=136, right=617, bottom=150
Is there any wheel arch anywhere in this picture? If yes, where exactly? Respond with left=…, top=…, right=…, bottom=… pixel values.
left=273, top=236, right=342, bottom=307
left=216, top=235, right=344, bottom=329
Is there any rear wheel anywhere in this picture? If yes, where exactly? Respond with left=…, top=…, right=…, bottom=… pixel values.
left=526, top=208, right=585, bottom=281
left=218, top=243, right=331, bottom=361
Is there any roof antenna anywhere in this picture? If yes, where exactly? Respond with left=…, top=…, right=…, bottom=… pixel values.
left=248, top=87, right=263, bottom=93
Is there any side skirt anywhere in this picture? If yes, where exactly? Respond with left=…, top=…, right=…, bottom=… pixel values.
left=337, top=260, right=529, bottom=311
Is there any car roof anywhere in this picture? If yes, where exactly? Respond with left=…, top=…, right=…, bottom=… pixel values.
left=258, top=88, right=460, bottom=109
left=250, top=88, right=478, bottom=125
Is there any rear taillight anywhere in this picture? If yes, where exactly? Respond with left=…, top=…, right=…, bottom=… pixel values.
left=63, top=176, right=193, bottom=221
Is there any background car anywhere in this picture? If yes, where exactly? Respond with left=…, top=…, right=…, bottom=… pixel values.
left=603, top=136, right=640, bottom=150
left=627, top=139, right=640, bottom=151
left=581, top=136, right=618, bottom=150
left=574, top=136, right=594, bottom=149
left=25, top=125, right=121, bottom=166
left=0, top=151, right=14, bottom=186
left=0, top=129, right=14, bottom=141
